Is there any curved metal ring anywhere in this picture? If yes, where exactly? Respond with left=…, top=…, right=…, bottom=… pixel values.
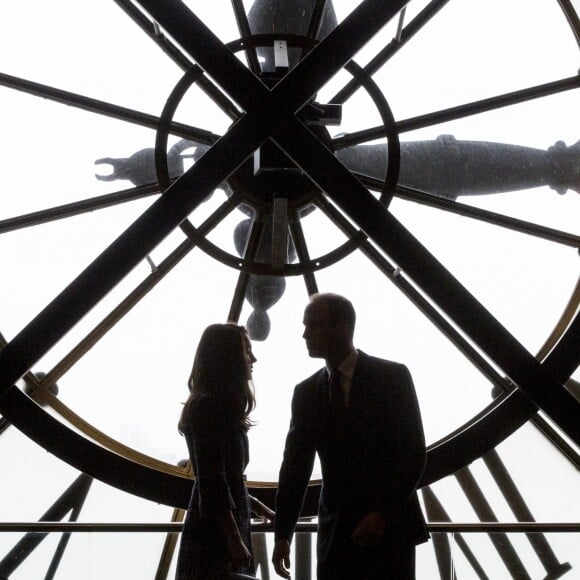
left=154, top=33, right=399, bottom=275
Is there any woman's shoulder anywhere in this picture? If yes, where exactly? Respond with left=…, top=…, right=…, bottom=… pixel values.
left=189, top=394, right=232, bottom=430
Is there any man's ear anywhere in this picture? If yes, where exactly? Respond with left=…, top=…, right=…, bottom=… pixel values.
left=335, top=318, right=350, bottom=336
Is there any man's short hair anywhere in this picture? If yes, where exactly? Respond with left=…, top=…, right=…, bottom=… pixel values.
left=310, top=292, right=356, bottom=334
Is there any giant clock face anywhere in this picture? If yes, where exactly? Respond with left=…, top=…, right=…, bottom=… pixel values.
left=0, top=0, right=578, bottom=508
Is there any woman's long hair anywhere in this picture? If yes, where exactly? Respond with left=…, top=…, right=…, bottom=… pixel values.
left=178, top=323, right=256, bottom=433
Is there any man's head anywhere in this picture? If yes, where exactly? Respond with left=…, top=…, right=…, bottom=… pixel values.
left=302, top=293, right=355, bottom=366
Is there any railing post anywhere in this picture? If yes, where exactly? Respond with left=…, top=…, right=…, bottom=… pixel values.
left=295, top=531, right=312, bottom=580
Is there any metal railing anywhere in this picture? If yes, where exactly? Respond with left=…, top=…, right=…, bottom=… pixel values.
left=0, top=522, right=577, bottom=579
left=0, top=522, right=578, bottom=533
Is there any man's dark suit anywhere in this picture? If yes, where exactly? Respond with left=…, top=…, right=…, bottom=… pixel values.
left=275, top=351, right=429, bottom=579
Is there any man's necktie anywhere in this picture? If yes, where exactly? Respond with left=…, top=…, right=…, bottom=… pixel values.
left=329, top=370, right=345, bottom=435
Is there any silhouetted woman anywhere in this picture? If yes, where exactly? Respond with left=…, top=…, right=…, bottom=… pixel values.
left=175, top=323, right=270, bottom=579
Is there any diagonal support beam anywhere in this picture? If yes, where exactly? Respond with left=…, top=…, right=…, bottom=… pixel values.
left=0, top=113, right=266, bottom=392
left=0, top=0, right=407, bottom=396
left=136, top=0, right=408, bottom=115
left=269, top=116, right=580, bottom=443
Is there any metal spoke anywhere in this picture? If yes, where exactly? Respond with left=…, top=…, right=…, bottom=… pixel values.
left=274, top=0, right=409, bottom=114
left=355, top=175, right=580, bottom=248
left=0, top=112, right=267, bottom=394
left=313, top=192, right=511, bottom=389
left=135, top=0, right=269, bottom=109
left=113, top=0, right=241, bottom=119
left=333, top=75, right=580, bottom=148
left=288, top=208, right=318, bottom=295
left=558, top=0, right=580, bottom=46
left=306, top=0, right=329, bottom=40
left=313, top=192, right=539, bottom=478
left=0, top=184, right=160, bottom=235
left=396, top=184, right=580, bottom=248
left=331, top=0, right=451, bottom=104
left=318, top=188, right=580, bottom=474
left=0, top=0, right=408, bottom=395
left=135, top=0, right=409, bottom=114
left=0, top=72, right=220, bottom=145
left=43, top=194, right=242, bottom=387
left=397, top=75, right=580, bottom=134
left=227, top=211, right=265, bottom=323
left=230, top=0, right=261, bottom=74
left=113, top=0, right=193, bottom=69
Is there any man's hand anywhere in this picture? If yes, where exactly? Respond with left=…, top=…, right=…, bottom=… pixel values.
left=272, top=539, right=291, bottom=578
left=351, top=511, right=387, bottom=547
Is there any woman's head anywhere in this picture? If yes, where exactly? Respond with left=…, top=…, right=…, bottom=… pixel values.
left=179, top=323, right=256, bottom=432
left=189, top=323, right=256, bottom=389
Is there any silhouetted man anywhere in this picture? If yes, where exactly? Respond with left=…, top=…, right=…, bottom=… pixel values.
left=273, top=293, right=429, bottom=579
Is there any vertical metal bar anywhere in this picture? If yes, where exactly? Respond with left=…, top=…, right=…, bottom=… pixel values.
left=295, top=532, right=312, bottom=580
left=306, top=0, right=329, bottom=39
left=274, top=40, right=290, bottom=70
left=272, top=197, right=289, bottom=269
left=395, top=7, right=406, bottom=41
left=251, top=532, right=271, bottom=580
left=227, top=215, right=265, bottom=323
left=288, top=208, right=318, bottom=296
left=230, top=0, right=261, bottom=74
left=155, top=508, right=187, bottom=579
left=423, top=487, right=497, bottom=580
left=155, top=461, right=191, bottom=579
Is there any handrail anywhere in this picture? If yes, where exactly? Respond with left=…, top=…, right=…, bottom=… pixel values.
left=0, top=522, right=578, bottom=533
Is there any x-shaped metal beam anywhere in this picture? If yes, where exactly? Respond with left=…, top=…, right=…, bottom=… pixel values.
left=0, top=0, right=406, bottom=386
left=0, top=0, right=578, bottom=444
